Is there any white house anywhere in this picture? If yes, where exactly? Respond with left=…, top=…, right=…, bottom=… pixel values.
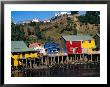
left=43, top=19, right=50, bottom=23
left=32, top=18, right=39, bottom=22
left=29, top=42, right=47, bottom=55
left=23, top=20, right=31, bottom=24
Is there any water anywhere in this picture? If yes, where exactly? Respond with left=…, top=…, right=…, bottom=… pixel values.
left=11, top=63, right=100, bottom=77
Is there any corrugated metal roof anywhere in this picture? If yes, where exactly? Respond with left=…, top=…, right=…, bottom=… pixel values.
left=62, top=35, right=93, bottom=41
left=11, top=41, right=34, bottom=52
left=97, top=33, right=100, bottom=37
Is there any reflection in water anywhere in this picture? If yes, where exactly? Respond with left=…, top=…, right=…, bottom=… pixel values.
left=12, top=63, right=100, bottom=77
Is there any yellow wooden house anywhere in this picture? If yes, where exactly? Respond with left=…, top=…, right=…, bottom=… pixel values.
left=11, top=41, right=39, bottom=67
left=81, top=35, right=96, bottom=54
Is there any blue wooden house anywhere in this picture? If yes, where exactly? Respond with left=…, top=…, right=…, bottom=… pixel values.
left=44, top=42, right=60, bottom=54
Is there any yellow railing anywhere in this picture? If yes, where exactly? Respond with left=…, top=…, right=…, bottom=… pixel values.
left=11, top=53, right=39, bottom=66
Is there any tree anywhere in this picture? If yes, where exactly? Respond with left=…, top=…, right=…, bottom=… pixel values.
left=29, top=22, right=36, bottom=26
left=46, top=36, right=54, bottom=42
left=78, top=11, right=100, bottom=24
left=85, top=11, right=100, bottom=24
left=25, top=35, right=37, bottom=46
left=11, top=22, right=25, bottom=41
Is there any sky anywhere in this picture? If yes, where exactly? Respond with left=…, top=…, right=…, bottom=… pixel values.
left=11, top=11, right=86, bottom=23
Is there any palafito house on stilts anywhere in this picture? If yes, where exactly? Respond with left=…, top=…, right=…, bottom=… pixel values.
left=61, top=35, right=99, bottom=62
left=11, top=41, right=41, bottom=69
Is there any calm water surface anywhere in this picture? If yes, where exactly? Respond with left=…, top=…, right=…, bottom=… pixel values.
left=12, top=63, right=100, bottom=77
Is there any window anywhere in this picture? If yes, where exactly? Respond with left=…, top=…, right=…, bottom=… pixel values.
left=89, top=40, right=91, bottom=43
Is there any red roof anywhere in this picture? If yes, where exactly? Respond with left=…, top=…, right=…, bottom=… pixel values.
left=29, top=42, right=41, bottom=48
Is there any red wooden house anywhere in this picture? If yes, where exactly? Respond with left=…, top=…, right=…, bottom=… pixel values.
left=66, top=41, right=82, bottom=54
left=61, top=35, right=93, bottom=54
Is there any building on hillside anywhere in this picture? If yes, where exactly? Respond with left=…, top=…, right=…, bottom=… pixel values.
left=44, top=42, right=60, bottom=54
left=29, top=42, right=46, bottom=55
left=22, top=20, right=31, bottom=24
left=32, top=18, right=39, bottom=22
left=11, top=41, right=38, bottom=67
left=29, top=42, right=41, bottom=48
left=11, top=41, right=34, bottom=53
left=43, top=19, right=50, bottom=23
left=18, top=20, right=31, bottom=25
left=61, top=35, right=96, bottom=54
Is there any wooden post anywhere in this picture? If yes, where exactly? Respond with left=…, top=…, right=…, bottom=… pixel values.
left=21, top=59, right=23, bottom=69
left=70, top=57, right=72, bottom=63
left=58, top=56, right=59, bottom=64
left=51, top=57, right=52, bottom=65
left=41, top=57, right=43, bottom=65
left=22, top=59, right=23, bottom=64
left=75, top=54, right=77, bottom=60
left=83, top=53, right=84, bottom=58
left=70, top=57, right=72, bottom=61
left=72, top=55, right=74, bottom=61
left=45, top=57, right=47, bottom=65
left=66, top=55, right=68, bottom=60
left=43, top=57, right=45, bottom=65
left=17, top=58, right=19, bottom=68
left=77, top=56, right=79, bottom=61
left=26, top=58, right=28, bottom=68
left=80, top=54, right=81, bottom=60
left=34, top=58, right=36, bottom=64
left=97, top=55, right=98, bottom=62
left=76, top=54, right=77, bottom=61
left=66, top=55, right=69, bottom=64
left=54, top=56, right=55, bottom=63
left=62, top=56, right=63, bottom=63
left=91, top=54, right=92, bottom=61
left=30, top=59, right=32, bottom=68
left=46, top=58, right=48, bottom=65
left=47, top=57, right=49, bottom=65
left=17, top=58, right=19, bottom=71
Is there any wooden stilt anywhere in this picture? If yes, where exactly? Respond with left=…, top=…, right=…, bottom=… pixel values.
left=51, top=57, right=52, bottom=65
left=54, top=56, right=55, bottom=63
left=30, top=59, right=32, bottom=68
left=67, top=55, right=69, bottom=60
left=34, top=58, right=36, bottom=64
left=17, top=58, right=19, bottom=67
left=66, top=55, right=69, bottom=63
left=26, top=58, right=28, bottom=68
left=80, top=54, right=81, bottom=60
left=97, top=55, right=98, bottom=62
left=91, top=54, right=92, bottom=61
left=62, top=56, right=63, bottom=63
left=77, top=56, right=79, bottom=61
left=47, top=57, right=49, bottom=65
left=58, top=56, right=59, bottom=64
left=21, top=59, right=23, bottom=68
left=70, top=57, right=72, bottom=61
left=44, top=57, right=45, bottom=64
left=41, top=57, right=43, bottom=65
left=22, top=59, right=23, bottom=64
left=72, top=55, right=74, bottom=61
left=45, top=57, right=47, bottom=65
left=76, top=54, right=77, bottom=61
left=75, top=54, right=76, bottom=60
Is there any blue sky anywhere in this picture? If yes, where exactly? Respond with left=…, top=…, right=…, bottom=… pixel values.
left=11, top=11, right=86, bottom=23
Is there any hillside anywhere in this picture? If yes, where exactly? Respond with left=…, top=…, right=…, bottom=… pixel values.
left=11, top=13, right=100, bottom=46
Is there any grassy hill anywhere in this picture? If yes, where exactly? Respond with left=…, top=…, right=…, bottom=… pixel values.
left=11, top=13, right=100, bottom=46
